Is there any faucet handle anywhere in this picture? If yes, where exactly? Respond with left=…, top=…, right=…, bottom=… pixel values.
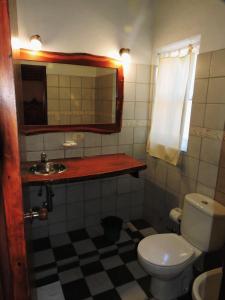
left=41, top=152, right=47, bottom=163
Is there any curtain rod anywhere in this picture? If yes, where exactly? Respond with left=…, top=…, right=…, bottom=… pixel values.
left=157, top=43, right=199, bottom=56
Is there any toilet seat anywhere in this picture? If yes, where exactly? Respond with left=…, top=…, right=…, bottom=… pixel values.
left=137, top=233, right=196, bottom=280
left=138, top=233, right=194, bottom=267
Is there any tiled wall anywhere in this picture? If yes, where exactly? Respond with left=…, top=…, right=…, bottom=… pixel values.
left=22, top=63, right=150, bottom=239
left=47, top=74, right=96, bottom=125
left=144, top=49, right=225, bottom=232
left=95, top=74, right=116, bottom=123
left=215, top=134, right=225, bottom=206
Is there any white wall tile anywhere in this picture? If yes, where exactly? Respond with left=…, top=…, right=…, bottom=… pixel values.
left=131, top=190, right=144, bottom=206
left=59, top=87, right=70, bottom=99
left=195, top=52, right=212, bottom=78
left=118, top=144, right=133, bottom=155
left=204, top=104, right=225, bottom=130
left=117, top=176, right=131, bottom=194
left=84, top=147, right=101, bottom=157
left=200, top=138, right=222, bottom=165
left=32, top=226, right=49, bottom=239
left=135, top=102, right=149, bottom=120
left=124, top=82, right=136, bottom=101
left=70, top=76, right=81, bottom=88
left=136, top=84, right=149, bottom=102
left=186, top=136, right=201, bottom=159
left=196, top=183, right=215, bottom=198
left=48, top=87, right=59, bottom=99
left=192, top=79, right=208, bottom=103
left=101, top=195, right=116, bottom=214
left=43, top=133, right=65, bottom=150
left=101, top=178, right=117, bottom=197
left=66, top=218, right=84, bottom=231
left=210, top=49, right=225, bottom=77
left=102, top=134, right=118, bottom=146
left=117, top=193, right=131, bottom=210
left=48, top=205, right=66, bottom=224
left=64, top=147, right=83, bottom=158
left=180, top=176, right=196, bottom=197
left=155, top=160, right=167, bottom=186
left=66, top=202, right=84, bottom=222
left=123, top=102, right=135, bottom=120
left=84, top=181, right=101, bottom=200
left=26, top=151, right=43, bottom=162
left=190, top=104, right=205, bottom=127
left=47, top=74, right=58, bottom=87
left=25, top=135, right=44, bottom=151
left=45, top=150, right=64, bottom=159
left=134, top=127, right=147, bottom=144
left=136, top=65, right=150, bottom=83
left=52, top=184, right=66, bottom=206
left=119, top=127, right=134, bottom=145
left=166, top=167, right=181, bottom=194
left=59, top=75, right=70, bottom=87
left=66, top=183, right=84, bottom=203
left=207, top=77, right=225, bottom=103
left=85, top=198, right=100, bottom=215
left=101, top=146, right=118, bottom=155
left=124, top=63, right=136, bottom=82
left=84, top=133, right=101, bottom=147
left=49, top=222, right=67, bottom=235
left=85, top=214, right=101, bottom=227
left=133, top=144, right=146, bottom=160
left=198, top=161, right=218, bottom=189
left=130, top=205, right=143, bottom=219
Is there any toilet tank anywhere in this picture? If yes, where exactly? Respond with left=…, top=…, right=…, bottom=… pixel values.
left=181, top=193, right=225, bottom=252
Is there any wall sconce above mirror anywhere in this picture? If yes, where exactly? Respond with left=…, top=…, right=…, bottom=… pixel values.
left=14, top=49, right=124, bottom=135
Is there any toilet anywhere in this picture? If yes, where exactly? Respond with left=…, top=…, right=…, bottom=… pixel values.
left=138, top=193, right=225, bottom=300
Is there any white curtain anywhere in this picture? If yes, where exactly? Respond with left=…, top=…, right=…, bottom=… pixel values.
left=147, top=53, right=191, bottom=165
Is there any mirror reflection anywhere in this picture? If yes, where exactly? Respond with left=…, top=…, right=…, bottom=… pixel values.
left=21, top=61, right=117, bottom=126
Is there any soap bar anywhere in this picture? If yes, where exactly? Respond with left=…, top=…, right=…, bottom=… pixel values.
left=63, top=141, right=77, bottom=147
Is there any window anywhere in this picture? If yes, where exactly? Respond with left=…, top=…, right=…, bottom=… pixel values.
left=147, top=44, right=199, bottom=165
left=180, top=49, right=198, bottom=151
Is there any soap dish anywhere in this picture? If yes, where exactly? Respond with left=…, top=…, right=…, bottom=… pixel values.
left=63, top=141, right=77, bottom=147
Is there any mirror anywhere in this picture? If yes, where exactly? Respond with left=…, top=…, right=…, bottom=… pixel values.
left=15, top=49, right=124, bottom=134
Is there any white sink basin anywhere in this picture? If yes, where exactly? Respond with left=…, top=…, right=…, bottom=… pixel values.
left=192, top=267, right=222, bottom=300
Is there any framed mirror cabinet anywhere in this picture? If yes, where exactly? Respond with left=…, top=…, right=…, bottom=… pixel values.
left=14, top=49, right=124, bottom=135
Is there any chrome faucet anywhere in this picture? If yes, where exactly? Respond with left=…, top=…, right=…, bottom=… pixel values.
left=41, top=152, right=47, bottom=163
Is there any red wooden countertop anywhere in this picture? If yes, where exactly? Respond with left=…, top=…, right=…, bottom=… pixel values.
left=21, top=154, right=146, bottom=185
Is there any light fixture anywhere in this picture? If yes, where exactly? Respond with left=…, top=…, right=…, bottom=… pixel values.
left=119, top=48, right=131, bottom=64
left=30, top=35, right=42, bottom=51
left=11, top=37, right=21, bottom=50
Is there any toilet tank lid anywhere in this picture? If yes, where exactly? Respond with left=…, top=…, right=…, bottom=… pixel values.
left=185, top=193, right=225, bottom=218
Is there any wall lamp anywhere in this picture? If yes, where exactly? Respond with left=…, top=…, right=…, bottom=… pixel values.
left=30, top=35, right=42, bottom=51
left=119, top=48, right=131, bottom=64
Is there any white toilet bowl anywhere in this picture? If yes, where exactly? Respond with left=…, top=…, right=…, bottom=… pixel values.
left=138, top=233, right=201, bottom=300
left=137, top=194, right=225, bottom=300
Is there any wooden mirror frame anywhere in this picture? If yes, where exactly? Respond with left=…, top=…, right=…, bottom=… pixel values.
left=14, top=49, right=124, bottom=135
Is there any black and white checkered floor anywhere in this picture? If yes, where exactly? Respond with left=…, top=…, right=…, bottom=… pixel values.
left=32, top=219, right=192, bottom=300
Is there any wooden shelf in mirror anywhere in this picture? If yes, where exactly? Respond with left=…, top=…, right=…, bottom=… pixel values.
left=14, top=49, right=124, bottom=135
left=21, top=154, right=146, bottom=185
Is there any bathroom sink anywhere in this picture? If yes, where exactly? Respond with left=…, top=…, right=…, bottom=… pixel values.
left=29, top=162, right=66, bottom=176
left=192, top=267, right=222, bottom=300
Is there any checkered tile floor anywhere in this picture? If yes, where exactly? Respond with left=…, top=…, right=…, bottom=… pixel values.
left=32, top=219, right=192, bottom=300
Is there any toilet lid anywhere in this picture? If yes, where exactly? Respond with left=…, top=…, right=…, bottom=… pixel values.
left=138, top=233, right=194, bottom=267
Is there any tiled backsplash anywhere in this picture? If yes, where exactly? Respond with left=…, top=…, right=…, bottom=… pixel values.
left=22, top=63, right=150, bottom=239
left=144, top=49, right=225, bottom=232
